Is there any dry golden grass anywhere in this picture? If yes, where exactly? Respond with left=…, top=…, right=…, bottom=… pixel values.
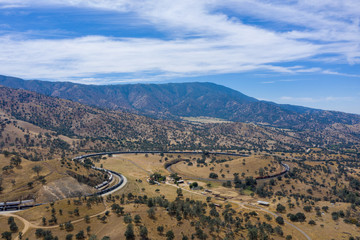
left=0, top=154, right=98, bottom=202
left=96, top=154, right=207, bottom=202
left=5, top=152, right=360, bottom=240
left=266, top=197, right=360, bottom=240
left=20, top=199, right=296, bottom=240
left=0, top=214, right=25, bottom=236
left=278, top=151, right=354, bottom=161
left=181, top=116, right=232, bottom=123
left=16, top=197, right=106, bottom=226
left=171, top=154, right=283, bottom=180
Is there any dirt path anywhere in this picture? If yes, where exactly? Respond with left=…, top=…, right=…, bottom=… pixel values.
left=1, top=203, right=111, bottom=240
left=237, top=202, right=311, bottom=240
left=164, top=182, right=311, bottom=240
left=113, top=154, right=310, bottom=240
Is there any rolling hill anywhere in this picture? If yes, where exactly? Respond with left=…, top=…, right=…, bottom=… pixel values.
left=2, top=75, right=360, bottom=131
left=0, top=85, right=360, bottom=158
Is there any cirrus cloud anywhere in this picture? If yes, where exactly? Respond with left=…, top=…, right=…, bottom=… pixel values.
left=0, top=0, right=358, bottom=83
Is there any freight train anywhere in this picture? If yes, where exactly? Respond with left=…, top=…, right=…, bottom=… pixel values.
left=255, top=163, right=290, bottom=180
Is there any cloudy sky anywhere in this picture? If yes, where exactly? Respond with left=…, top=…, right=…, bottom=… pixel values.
left=0, top=0, right=359, bottom=113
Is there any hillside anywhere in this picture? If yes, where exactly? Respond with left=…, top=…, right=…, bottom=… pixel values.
left=0, top=153, right=104, bottom=203
left=0, top=86, right=359, bottom=240
left=2, top=75, right=360, bottom=130
left=0, top=85, right=359, bottom=158
left=0, top=85, right=304, bottom=155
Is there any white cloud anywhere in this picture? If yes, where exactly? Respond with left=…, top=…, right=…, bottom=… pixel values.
left=280, top=96, right=355, bottom=103
left=0, top=0, right=358, bottom=82
left=0, top=33, right=319, bottom=81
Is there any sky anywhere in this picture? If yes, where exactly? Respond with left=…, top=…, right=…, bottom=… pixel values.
left=0, top=0, right=359, bottom=114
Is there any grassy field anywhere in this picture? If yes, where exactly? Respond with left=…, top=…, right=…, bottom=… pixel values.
left=17, top=197, right=106, bottom=226
left=0, top=154, right=100, bottom=202
left=4, top=152, right=360, bottom=240
left=171, top=154, right=283, bottom=180
left=181, top=116, right=232, bottom=123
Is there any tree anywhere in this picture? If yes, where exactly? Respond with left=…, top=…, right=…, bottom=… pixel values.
left=247, top=228, right=258, bottom=240
left=166, top=230, right=175, bottom=240
left=9, top=222, right=18, bottom=232
left=274, top=226, right=283, bottom=236
left=134, top=214, right=141, bottom=224
left=176, top=214, right=182, bottom=222
left=322, top=206, right=329, bottom=212
left=295, top=212, right=306, bottom=222
left=7, top=217, right=14, bottom=225
left=209, top=173, right=218, bottom=179
left=76, top=230, right=85, bottom=240
left=124, top=224, right=135, bottom=240
left=100, top=215, right=107, bottom=223
left=3, top=150, right=10, bottom=157
left=147, top=207, right=156, bottom=219
left=189, top=182, right=198, bottom=189
left=276, top=203, right=286, bottom=213
left=74, top=208, right=80, bottom=216
left=66, top=234, right=73, bottom=240
left=140, top=226, right=148, bottom=239
left=32, top=165, right=43, bottom=177
left=157, top=226, right=164, bottom=235
left=1, top=232, right=11, bottom=240
left=10, top=156, right=21, bottom=167
left=177, top=188, right=183, bottom=197
left=65, top=221, right=74, bottom=231
left=2, top=165, right=12, bottom=174
left=276, top=216, right=284, bottom=225
left=111, top=204, right=124, bottom=216
left=308, top=220, right=316, bottom=225
left=303, top=206, right=312, bottom=212
left=264, top=214, right=272, bottom=221
left=35, top=229, right=44, bottom=238
left=124, top=215, right=132, bottom=224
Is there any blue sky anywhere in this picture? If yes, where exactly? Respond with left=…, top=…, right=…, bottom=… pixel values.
left=0, top=0, right=359, bottom=114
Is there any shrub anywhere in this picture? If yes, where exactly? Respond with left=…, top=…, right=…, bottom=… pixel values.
left=276, top=216, right=284, bottom=225
left=209, top=173, right=218, bottom=179
left=308, top=220, right=316, bottom=225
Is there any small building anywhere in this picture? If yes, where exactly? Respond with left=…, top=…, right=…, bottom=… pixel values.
left=257, top=201, right=270, bottom=206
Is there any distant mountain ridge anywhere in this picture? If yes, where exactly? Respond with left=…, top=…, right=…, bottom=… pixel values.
left=1, top=75, right=359, bottom=130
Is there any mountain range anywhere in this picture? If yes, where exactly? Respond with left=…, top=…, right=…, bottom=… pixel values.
left=1, top=75, right=360, bottom=132
left=0, top=75, right=360, bottom=157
